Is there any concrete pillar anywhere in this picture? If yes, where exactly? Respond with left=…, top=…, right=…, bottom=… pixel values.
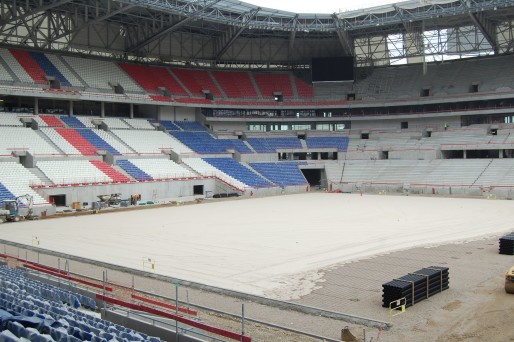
left=69, top=101, right=74, bottom=116
left=500, top=149, right=503, bottom=159
left=34, top=98, right=39, bottom=115
left=463, top=150, right=467, bottom=159
left=101, top=102, right=105, bottom=118
left=130, top=103, right=134, bottom=119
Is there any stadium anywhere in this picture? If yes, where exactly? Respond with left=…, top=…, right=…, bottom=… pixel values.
left=0, top=0, right=513, bottom=340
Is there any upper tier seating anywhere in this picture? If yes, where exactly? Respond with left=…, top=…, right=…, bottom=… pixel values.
left=89, top=129, right=135, bottom=155
left=182, top=158, right=246, bottom=190
left=59, top=116, right=86, bottom=128
left=9, top=49, right=47, bottom=84
left=0, top=162, right=46, bottom=204
left=0, top=61, right=13, bottom=82
left=123, top=159, right=196, bottom=180
left=211, top=71, right=258, bottom=98
left=119, top=63, right=189, bottom=96
left=33, top=115, right=65, bottom=128
left=171, top=69, right=223, bottom=98
left=63, top=56, right=143, bottom=93
left=37, top=160, right=122, bottom=184
left=174, top=121, right=208, bottom=131
left=98, top=117, right=131, bottom=129
left=0, top=266, right=160, bottom=342
left=156, top=120, right=181, bottom=131
left=77, top=129, right=122, bottom=155
left=204, top=158, right=273, bottom=188
left=29, top=51, right=71, bottom=87
left=45, top=54, right=84, bottom=87
left=253, top=73, right=294, bottom=98
left=111, top=130, right=193, bottom=154
left=247, top=137, right=302, bottom=153
left=0, top=127, right=59, bottom=156
left=39, top=128, right=83, bottom=155
left=124, top=118, right=155, bottom=130
left=295, top=78, right=314, bottom=98
left=0, top=113, right=23, bottom=126
left=250, top=162, right=307, bottom=187
left=89, top=160, right=131, bottom=182
left=305, top=136, right=349, bottom=151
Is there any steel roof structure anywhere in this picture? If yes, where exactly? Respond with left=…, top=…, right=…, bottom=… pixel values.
left=0, top=0, right=514, bottom=67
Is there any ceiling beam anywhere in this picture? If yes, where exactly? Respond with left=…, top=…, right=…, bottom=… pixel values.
left=332, top=14, right=353, bottom=56
left=469, top=12, right=498, bottom=53
left=0, top=0, right=73, bottom=26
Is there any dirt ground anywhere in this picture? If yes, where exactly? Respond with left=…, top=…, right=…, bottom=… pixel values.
left=1, top=193, right=514, bottom=341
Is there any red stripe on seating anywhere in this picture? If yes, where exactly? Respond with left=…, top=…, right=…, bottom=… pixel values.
left=39, top=115, right=65, bottom=127
left=89, top=160, right=131, bottom=182
left=9, top=49, right=47, bottom=84
left=55, top=128, right=98, bottom=155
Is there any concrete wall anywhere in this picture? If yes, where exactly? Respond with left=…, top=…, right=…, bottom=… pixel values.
left=35, top=179, right=216, bottom=207
left=211, top=121, right=247, bottom=132
left=350, top=116, right=461, bottom=131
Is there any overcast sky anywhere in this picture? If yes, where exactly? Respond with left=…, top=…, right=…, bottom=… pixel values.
left=245, top=0, right=399, bottom=13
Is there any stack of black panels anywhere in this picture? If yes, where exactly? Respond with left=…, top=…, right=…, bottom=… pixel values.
left=499, top=233, right=514, bottom=255
left=382, top=266, right=449, bottom=308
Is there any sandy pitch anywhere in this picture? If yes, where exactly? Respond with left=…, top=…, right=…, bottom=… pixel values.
left=0, top=193, right=512, bottom=299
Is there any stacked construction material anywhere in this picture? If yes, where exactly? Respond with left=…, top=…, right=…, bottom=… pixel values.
left=499, top=232, right=514, bottom=255
left=382, top=266, right=449, bottom=308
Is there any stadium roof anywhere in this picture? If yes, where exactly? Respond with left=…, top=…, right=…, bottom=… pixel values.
left=1, top=0, right=514, bottom=66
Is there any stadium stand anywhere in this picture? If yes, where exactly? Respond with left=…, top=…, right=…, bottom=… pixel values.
left=77, top=129, right=121, bottom=155
left=37, top=160, right=125, bottom=185
left=211, top=71, right=259, bottom=98
left=0, top=127, right=60, bottom=156
left=305, top=136, right=349, bottom=151
left=247, top=136, right=302, bottom=153
left=170, top=69, right=223, bottom=98
left=155, top=120, right=181, bottom=131
left=174, top=121, right=208, bottom=131
left=59, top=115, right=86, bottom=128
left=122, top=158, right=196, bottom=180
left=98, top=117, right=131, bottom=129
left=123, top=118, right=155, bottom=130
left=45, top=54, right=84, bottom=87
left=0, top=266, right=161, bottom=341
left=40, top=128, right=85, bottom=155
left=203, top=158, right=274, bottom=188
left=182, top=158, right=246, bottom=190
left=33, top=115, right=65, bottom=128
left=117, top=160, right=153, bottom=181
left=0, top=62, right=13, bottom=83
left=253, top=73, right=294, bottom=98
left=294, top=78, right=314, bottom=98
left=63, top=56, right=143, bottom=93
left=29, top=51, right=71, bottom=87
left=111, top=130, right=193, bottom=154
left=119, top=63, right=189, bottom=96
left=250, top=162, right=307, bottom=187
left=0, top=162, right=45, bottom=204
left=9, top=49, right=47, bottom=84
left=0, top=113, right=23, bottom=127
left=171, top=131, right=252, bottom=154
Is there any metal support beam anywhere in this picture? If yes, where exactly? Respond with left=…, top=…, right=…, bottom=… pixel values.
left=332, top=14, right=353, bottom=56
left=469, top=12, right=498, bottom=53
left=0, top=0, right=72, bottom=26
left=288, top=14, right=299, bottom=58
left=127, top=17, right=193, bottom=53
left=215, top=7, right=260, bottom=60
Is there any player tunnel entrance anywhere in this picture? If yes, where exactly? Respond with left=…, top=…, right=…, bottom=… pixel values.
left=301, top=168, right=325, bottom=188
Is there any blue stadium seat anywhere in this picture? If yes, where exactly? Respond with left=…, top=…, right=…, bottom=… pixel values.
left=172, top=132, right=252, bottom=154
left=59, top=116, right=86, bottom=128
left=0, top=183, right=15, bottom=206
left=305, top=136, right=349, bottom=151
left=117, top=160, right=153, bottom=181
left=29, top=52, right=71, bottom=87
left=77, top=129, right=121, bottom=155
left=204, top=158, right=273, bottom=188
left=247, top=137, right=302, bottom=153
left=250, top=162, right=307, bottom=187
left=174, top=121, right=208, bottom=131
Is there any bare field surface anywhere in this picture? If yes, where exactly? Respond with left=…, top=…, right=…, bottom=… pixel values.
left=1, top=193, right=514, bottom=341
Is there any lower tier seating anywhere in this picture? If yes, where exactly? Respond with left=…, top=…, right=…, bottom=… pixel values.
left=250, top=162, right=307, bottom=187
left=120, top=159, right=196, bottom=180
left=37, top=160, right=121, bottom=185
left=203, top=158, right=273, bottom=188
